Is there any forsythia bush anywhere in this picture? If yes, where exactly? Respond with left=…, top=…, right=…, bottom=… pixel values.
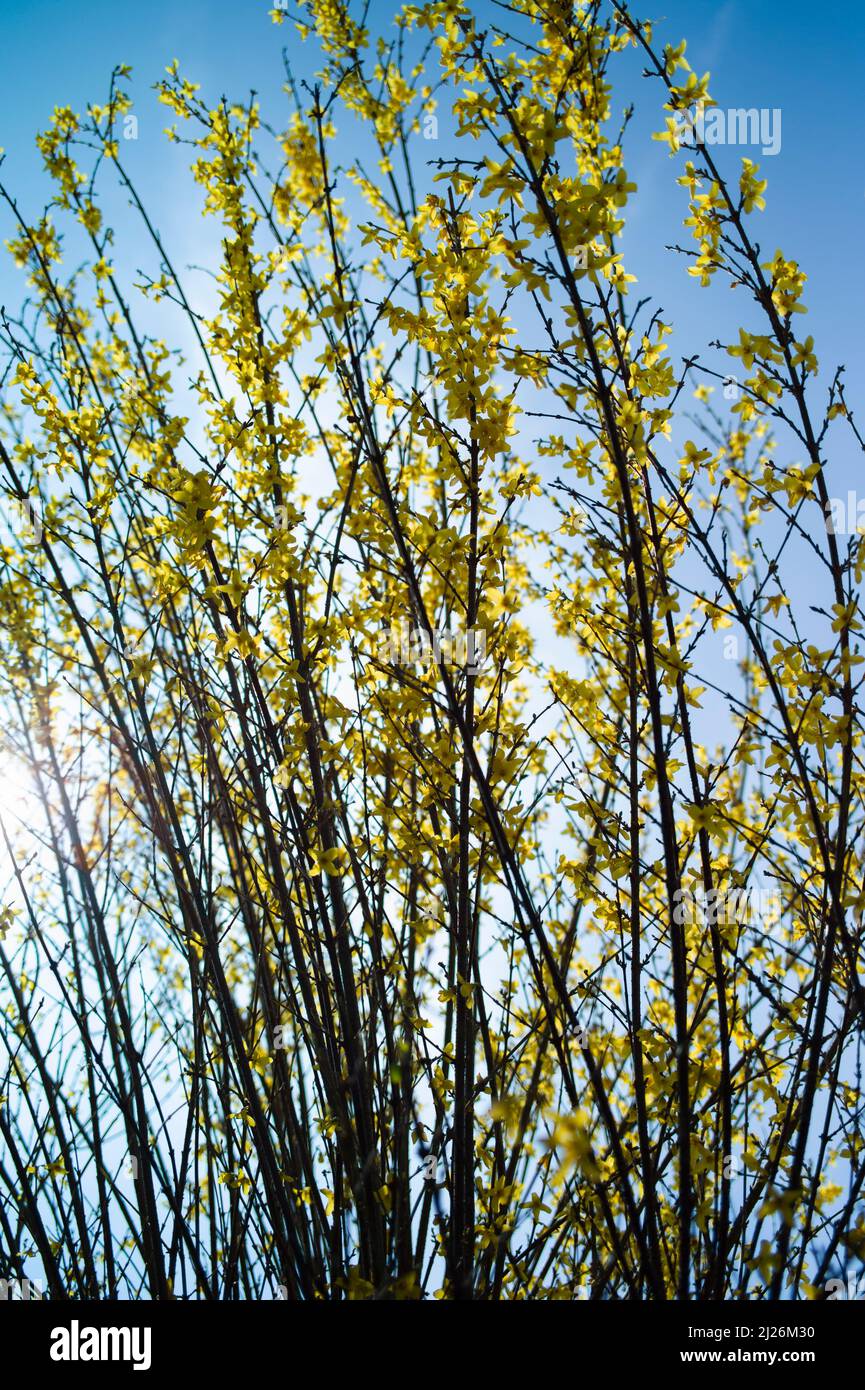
left=0, top=1, right=862, bottom=1300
